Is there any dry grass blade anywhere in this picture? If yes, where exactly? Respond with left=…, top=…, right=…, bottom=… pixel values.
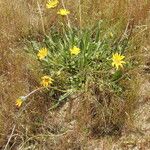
left=4, top=125, right=16, bottom=150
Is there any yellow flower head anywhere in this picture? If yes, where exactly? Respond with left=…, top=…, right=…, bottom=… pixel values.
left=41, top=75, right=53, bottom=87
left=110, top=32, right=113, bottom=38
left=112, top=53, right=126, bottom=70
left=37, top=48, right=48, bottom=60
left=57, top=9, right=70, bottom=16
left=46, top=0, right=59, bottom=9
left=70, top=46, right=80, bottom=55
left=16, top=96, right=26, bottom=108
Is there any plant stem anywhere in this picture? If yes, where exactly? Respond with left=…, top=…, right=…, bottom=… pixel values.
left=25, top=87, right=45, bottom=98
left=78, top=0, right=82, bottom=30
left=37, top=0, right=46, bottom=35
left=61, top=0, right=71, bottom=28
left=25, top=86, right=66, bottom=99
left=4, top=125, right=16, bottom=150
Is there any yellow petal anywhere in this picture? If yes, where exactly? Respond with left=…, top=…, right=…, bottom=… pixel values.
left=116, top=64, right=119, bottom=70
left=119, top=64, right=123, bottom=68
left=121, top=61, right=126, bottom=64
left=120, top=55, right=125, bottom=60
left=112, top=62, right=115, bottom=67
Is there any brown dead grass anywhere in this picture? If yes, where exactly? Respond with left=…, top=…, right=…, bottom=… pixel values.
left=0, top=0, right=150, bottom=149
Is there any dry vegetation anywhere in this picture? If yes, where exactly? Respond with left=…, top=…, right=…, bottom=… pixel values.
left=0, top=0, right=150, bottom=149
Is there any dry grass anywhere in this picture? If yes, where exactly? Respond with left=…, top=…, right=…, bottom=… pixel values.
left=0, top=0, right=150, bottom=149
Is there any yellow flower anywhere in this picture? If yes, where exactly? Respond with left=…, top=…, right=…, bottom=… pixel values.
left=41, top=75, right=53, bottom=87
left=110, top=32, right=113, bottom=38
left=37, top=48, right=48, bottom=60
left=112, top=53, right=126, bottom=70
left=16, top=96, right=26, bottom=107
left=46, top=0, right=59, bottom=9
left=70, top=46, right=80, bottom=55
left=57, top=9, right=70, bottom=16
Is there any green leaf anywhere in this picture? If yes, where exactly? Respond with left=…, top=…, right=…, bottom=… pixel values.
left=112, top=70, right=123, bottom=81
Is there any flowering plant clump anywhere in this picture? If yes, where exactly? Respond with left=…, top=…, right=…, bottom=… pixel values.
left=57, top=9, right=70, bottom=16
left=17, top=1, right=131, bottom=110
left=19, top=22, right=131, bottom=110
left=12, top=0, right=138, bottom=143
left=27, top=22, right=130, bottom=94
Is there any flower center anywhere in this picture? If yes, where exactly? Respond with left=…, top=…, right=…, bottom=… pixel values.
left=44, top=79, right=50, bottom=82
